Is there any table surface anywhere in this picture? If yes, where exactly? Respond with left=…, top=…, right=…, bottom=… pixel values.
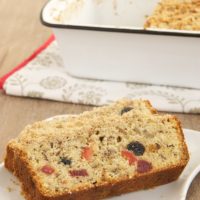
left=0, top=0, right=200, bottom=199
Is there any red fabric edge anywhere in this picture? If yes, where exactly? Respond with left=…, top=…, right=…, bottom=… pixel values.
left=0, top=34, right=55, bottom=90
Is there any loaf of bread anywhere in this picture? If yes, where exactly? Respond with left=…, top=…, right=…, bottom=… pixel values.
left=5, top=99, right=189, bottom=200
left=144, top=0, right=200, bottom=30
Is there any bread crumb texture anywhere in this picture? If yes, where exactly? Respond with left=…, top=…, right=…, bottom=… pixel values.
left=145, top=0, right=200, bottom=30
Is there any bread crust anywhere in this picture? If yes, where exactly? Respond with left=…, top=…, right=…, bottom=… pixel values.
left=143, top=100, right=158, bottom=114
left=169, top=116, right=189, bottom=163
left=4, top=144, right=15, bottom=173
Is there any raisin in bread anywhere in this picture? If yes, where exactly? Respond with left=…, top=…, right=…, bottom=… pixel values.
left=5, top=99, right=189, bottom=200
left=144, top=0, right=200, bottom=31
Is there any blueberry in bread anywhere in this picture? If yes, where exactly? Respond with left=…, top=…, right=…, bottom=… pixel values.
left=5, top=99, right=189, bottom=200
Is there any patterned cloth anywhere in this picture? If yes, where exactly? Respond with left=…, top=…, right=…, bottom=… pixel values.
left=2, top=38, right=200, bottom=113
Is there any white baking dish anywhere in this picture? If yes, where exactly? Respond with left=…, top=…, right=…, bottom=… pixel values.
left=41, top=0, right=200, bottom=89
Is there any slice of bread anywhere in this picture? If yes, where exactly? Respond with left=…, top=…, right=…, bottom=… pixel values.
left=5, top=99, right=189, bottom=200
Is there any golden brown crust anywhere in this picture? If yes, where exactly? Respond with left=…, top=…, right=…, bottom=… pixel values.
left=5, top=143, right=187, bottom=200
left=4, top=144, right=15, bottom=173
left=143, top=100, right=158, bottom=114
left=169, top=116, right=190, bottom=164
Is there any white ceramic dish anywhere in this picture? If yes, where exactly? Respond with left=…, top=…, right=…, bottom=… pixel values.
left=1, top=115, right=200, bottom=200
left=41, top=0, right=200, bottom=89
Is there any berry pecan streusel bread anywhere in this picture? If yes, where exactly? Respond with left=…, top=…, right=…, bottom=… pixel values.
left=144, top=0, right=200, bottom=31
left=5, top=99, right=189, bottom=200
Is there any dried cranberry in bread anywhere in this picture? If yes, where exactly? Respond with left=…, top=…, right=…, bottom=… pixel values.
left=5, top=99, right=189, bottom=200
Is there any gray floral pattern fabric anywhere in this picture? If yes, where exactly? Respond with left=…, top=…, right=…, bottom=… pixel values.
left=3, top=41, right=200, bottom=113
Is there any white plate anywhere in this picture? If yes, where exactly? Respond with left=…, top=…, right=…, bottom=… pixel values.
left=0, top=117, right=200, bottom=200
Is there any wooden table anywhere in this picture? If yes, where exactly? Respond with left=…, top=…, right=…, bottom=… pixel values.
left=0, top=0, right=199, bottom=199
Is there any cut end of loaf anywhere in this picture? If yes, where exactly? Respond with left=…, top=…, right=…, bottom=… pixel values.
left=4, top=99, right=189, bottom=199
